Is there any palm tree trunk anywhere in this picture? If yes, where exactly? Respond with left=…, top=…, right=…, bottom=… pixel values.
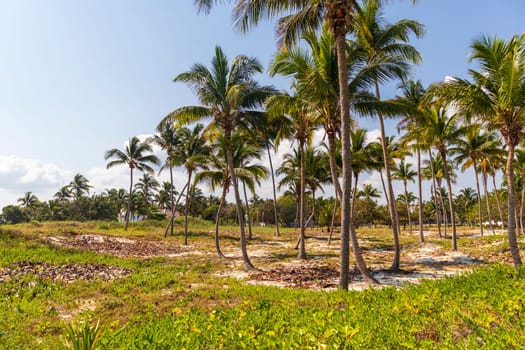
left=482, top=170, right=495, bottom=234
left=440, top=150, right=457, bottom=250
left=521, top=175, right=525, bottom=235
left=328, top=196, right=338, bottom=245
left=492, top=173, right=505, bottom=226
left=417, top=146, right=424, bottom=242
left=225, top=126, right=254, bottom=270
left=305, top=190, right=316, bottom=228
left=334, top=25, right=376, bottom=287
left=164, top=183, right=187, bottom=238
left=125, top=167, right=133, bottom=230
left=473, top=163, right=484, bottom=236
left=374, top=81, right=401, bottom=271
left=169, top=165, right=175, bottom=236
left=242, top=180, right=253, bottom=240
left=379, top=170, right=389, bottom=209
left=327, top=130, right=341, bottom=245
left=266, top=144, right=280, bottom=236
left=183, top=170, right=192, bottom=245
left=328, top=131, right=342, bottom=198
left=428, top=151, right=442, bottom=238
left=214, top=183, right=227, bottom=258
left=298, top=141, right=307, bottom=259
left=403, top=180, right=412, bottom=235
left=506, top=144, right=522, bottom=266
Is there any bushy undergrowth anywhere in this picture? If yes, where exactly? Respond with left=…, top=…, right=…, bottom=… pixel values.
left=0, top=224, right=524, bottom=349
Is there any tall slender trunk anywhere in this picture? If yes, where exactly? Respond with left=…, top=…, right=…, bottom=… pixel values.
left=164, top=183, right=188, bottom=238
left=351, top=172, right=359, bottom=216
left=266, top=144, right=280, bottom=236
left=214, top=183, right=227, bottom=258
left=225, top=126, right=254, bottom=270
left=473, top=163, right=484, bottom=236
left=428, top=151, right=442, bottom=238
left=242, top=180, right=253, bottom=240
left=327, top=131, right=342, bottom=198
left=440, top=149, right=457, bottom=250
left=417, top=146, right=424, bottom=242
left=492, top=173, right=505, bottom=226
left=506, top=144, right=522, bottom=266
left=334, top=25, right=376, bottom=287
left=521, top=174, right=525, bottom=235
left=169, top=166, right=175, bottom=236
left=403, top=180, right=412, bottom=235
left=298, top=141, right=307, bottom=259
left=378, top=169, right=390, bottom=216
left=328, top=196, right=338, bottom=244
left=305, top=190, right=316, bottom=228
left=327, top=130, right=341, bottom=245
left=125, top=167, right=133, bottom=230
left=481, top=170, right=495, bottom=234
left=374, top=81, right=400, bottom=270
left=183, top=170, right=193, bottom=245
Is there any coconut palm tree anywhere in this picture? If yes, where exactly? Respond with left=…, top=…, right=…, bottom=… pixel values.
left=429, top=34, right=525, bottom=266
left=417, top=107, right=461, bottom=250
left=105, top=137, right=160, bottom=230
left=452, top=124, right=503, bottom=235
left=69, top=174, right=92, bottom=200
left=357, top=183, right=381, bottom=201
left=267, top=92, right=320, bottom=259
left=172, top=124, right=210, bottom=245
left=196, top=132, right=267, bottom=256
left=455, top=187, right=478, bottom=227
left=18, top=191, right=39, bottom=220
left=350, top=128, right=380, bottom=211
left=135, top=173, right=160, bottom=211
left=392, top=160, right=417, bottom=234
left=353, top=0, right=423, bottom=270
left=160, top=47, right=273, bottom=270
left=150, top=123, right=182, bottom=236
left=397, top=79, right=427, bottom=242
left=54, top=186, right=72, bottom=202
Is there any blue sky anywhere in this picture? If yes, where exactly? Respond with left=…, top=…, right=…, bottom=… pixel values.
left=0, top=0, right=524, bottom=208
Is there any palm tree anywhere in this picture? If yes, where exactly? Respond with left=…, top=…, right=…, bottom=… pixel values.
left=350, top=128, right=380, bottom=211
left=267, top=92, right=319, bottom=259
left=69, top=174, right=92, bottom=200
left=18, top=191, right=39, bottom=221
left=196, top=132, right=267, bottom=256
left=135, top=173, right=160, bottom=211
left=172, top=124, right=210, bottom=245
left=452, top=124, right=503, bottom=235
left=105, top=137, right=160, bottom=230
left=417, top=107, right=461, bottom=250
left=150, top=123, right=181, bottom=236
left=392, top=160, right=417, bottom=234
left=455, top=187, right=478, bottom=227
left=397, top=79, right=427, bottom=242
left=358, top=183, right=381, bottom=201
left=224, top=0, right=389, bottom=288
left=429, top=34, right=525, bottom=266
left=54, top=186, right=72, bottom=202
left=160, top=47, right=273, bottom=270
left=353, top=0, right=423, bottom=270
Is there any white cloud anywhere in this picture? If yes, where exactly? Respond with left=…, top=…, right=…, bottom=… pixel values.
left=0, top=155, right=73, bottom=208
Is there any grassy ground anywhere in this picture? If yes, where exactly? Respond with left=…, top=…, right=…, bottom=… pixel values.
left=0, top=220, right=524, bottom=349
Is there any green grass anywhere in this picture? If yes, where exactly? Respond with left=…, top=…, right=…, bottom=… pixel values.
left=0, top=221, right=524, bottom=349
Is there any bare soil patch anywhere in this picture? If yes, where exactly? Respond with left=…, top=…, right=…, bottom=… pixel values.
left=45, top=234, right=187, bottom=258
left=0, top=261, right=131, bottom=284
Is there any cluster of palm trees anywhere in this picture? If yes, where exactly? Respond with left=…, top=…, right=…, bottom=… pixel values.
left=102, top=0, right=525, bottom=288
left=181, top=0, right=523, bottom=284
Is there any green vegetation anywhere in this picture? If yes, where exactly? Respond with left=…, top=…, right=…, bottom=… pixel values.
left=1, top=221, right=524, bottom=348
